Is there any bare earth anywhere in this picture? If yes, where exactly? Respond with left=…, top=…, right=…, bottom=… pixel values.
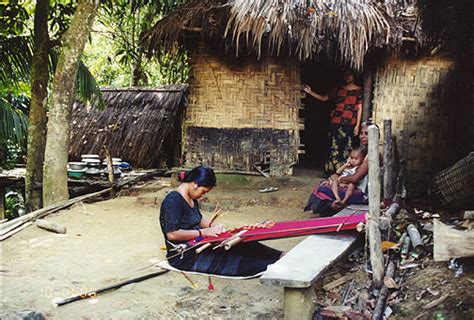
left=1, top=173, right=321, bottom=319
left=3, top=171, right=471, bottom=319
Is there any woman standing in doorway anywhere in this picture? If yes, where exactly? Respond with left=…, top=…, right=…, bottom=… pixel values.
left=303, top=70, right=363, bottom=173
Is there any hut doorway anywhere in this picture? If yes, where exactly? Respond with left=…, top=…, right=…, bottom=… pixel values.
left=298, top=61, right=341, bottom=169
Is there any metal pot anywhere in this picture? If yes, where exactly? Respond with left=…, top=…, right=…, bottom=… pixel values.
left=81, top=154, right=100, bottom=160
left=68, top=162, right=87, bottom=170
left=83, top=159, right=101, bottom=166
left=85, top=167, right=101, bottom=175
left=68, top=168, right=86, bottom=179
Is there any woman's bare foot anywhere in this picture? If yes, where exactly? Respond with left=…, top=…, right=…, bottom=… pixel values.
left=334, top=200, right=347, bottom=210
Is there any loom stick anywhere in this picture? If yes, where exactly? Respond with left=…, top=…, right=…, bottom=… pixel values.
left=56, top=270, right=169, bottom=306
left=196, top=243, right=212, bottom=254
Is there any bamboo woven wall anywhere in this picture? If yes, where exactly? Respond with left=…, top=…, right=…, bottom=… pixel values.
left=183, top=44, right=303, bottom=175
left=373, top=55, right=457, bottom=194
left=187, top=46, right=303, bottom=130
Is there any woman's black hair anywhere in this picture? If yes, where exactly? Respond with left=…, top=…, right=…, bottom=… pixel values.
left=177, top=166, right=217, bottom=187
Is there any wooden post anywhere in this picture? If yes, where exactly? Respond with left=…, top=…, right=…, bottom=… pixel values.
left=103, top=146, right=115, bottom=185
left=0, top=184, right=5, bottom=220
left=368, top=125, right=384, bottom=288
left=363, top=67, right=373, bottom=122
left=284, top=287, right=315, bottom=320
left=383, top=120, right=394, bottom=203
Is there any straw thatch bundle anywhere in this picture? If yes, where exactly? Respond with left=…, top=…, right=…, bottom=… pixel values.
left=143, top=0, right=424, bottom=70
left=70, top=85, right=187, bottom=168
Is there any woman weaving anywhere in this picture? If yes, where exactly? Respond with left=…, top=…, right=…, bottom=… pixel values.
left=160, top=166, right=282, bottom=276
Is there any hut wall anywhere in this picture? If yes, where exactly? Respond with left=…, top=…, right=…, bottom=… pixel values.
left=373, top=55, right=457, bottom=194
left=184, top=45, right=303, bottom=175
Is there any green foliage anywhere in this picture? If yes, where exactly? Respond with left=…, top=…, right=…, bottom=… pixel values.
left=0, top=0, right=31, bottom=36
left=76, top=60, right=105, bottom=109
left=0, top=94, right=28, bottom=145
left=4, top=189, right=26, bottom=220
left=0, top=35, right=34, bottom=87
left=0, top=0, right=104, bottom=109
left=48, top=0, right=76, bottom=38
left=0, top=94, right=28, bottom=169
left=83, top=0, right=189, bottom=87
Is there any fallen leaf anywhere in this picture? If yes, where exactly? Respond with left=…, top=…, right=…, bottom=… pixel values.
left=381, top=241, right=397, bottom=252
left=384, top=276, right=400, bottom=289
left=422, top=294, right=449, bottom=309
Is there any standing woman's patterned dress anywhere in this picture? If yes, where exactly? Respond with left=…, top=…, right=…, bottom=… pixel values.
left=325, top=87, right=363, bottom=173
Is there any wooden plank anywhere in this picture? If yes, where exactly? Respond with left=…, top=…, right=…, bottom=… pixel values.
left=0, top=188, right=112, bottom=238
left=323, top=274, right=355, bottom=291
left=0, top=222, right=32, bottom=241
left=261, top=234, right=357, bottom=288
left=434, top=219, right=474, bottom=261
left=261, top=206, right=367, bottom=288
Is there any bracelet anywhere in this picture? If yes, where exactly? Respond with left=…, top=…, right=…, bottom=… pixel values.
left=198, top=229, right=202, bottom=237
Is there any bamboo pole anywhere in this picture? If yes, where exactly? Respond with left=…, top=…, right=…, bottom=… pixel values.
left=0, top=188, right=112, bottom=238
left=383, top=120, right=394, bottom=203
left=372, top=261, right=396, bottom=320
left=368, top=125, right=384, bottom=288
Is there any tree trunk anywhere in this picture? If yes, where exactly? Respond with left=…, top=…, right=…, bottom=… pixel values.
left=25, top=0, right=49, bottom=212
left=43, top=0, right=98, bottom=206
left=131, top=50, right=147, bottom=86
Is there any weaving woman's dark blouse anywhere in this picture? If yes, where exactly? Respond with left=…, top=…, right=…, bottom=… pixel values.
left=160, top=191, right=201, bottom=269
left=159, top=191, right=282, bottom=276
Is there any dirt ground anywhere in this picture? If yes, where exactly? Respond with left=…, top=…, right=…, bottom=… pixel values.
left=0, top=171, right=321, bottom=319
left=1, top=170, right=473, bottom=319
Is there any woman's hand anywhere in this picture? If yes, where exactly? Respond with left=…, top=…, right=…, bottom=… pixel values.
left=302, top=84, right=312, bottom=94
left=353, top=125, right=360, bottom=136
left=201, top=225, right=224, bottom=237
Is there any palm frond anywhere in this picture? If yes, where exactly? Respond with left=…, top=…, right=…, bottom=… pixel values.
left=0, top=35, right=34, bottom=86
left=76, top=61, right=106, bottom=109
left=0, top=96, right=28, bottom=145
left=1, top=35, right=104, bottom=108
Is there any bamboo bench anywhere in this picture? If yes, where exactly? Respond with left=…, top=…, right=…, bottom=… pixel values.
left=260, top=206, right=366, bottom=320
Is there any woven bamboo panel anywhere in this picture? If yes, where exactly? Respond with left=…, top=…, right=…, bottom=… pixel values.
left=184, top=127, right=298, bottom=176
left=373, top=55, right=457, bottom=193
left=187, top=45, right=303, bottom=131
left=430, top=152, right=474, bottom=209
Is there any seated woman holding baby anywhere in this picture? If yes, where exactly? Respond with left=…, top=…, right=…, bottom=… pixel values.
left=304, top=123, right=370, bottom=216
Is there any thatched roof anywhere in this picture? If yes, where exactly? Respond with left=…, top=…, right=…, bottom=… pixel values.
left=70, top=85, right=187, bottom=168
left=142, top=0, right=425, bottom=70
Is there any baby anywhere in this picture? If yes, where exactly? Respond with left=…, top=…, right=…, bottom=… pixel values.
left=330, top=147, right=367, bottom=209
